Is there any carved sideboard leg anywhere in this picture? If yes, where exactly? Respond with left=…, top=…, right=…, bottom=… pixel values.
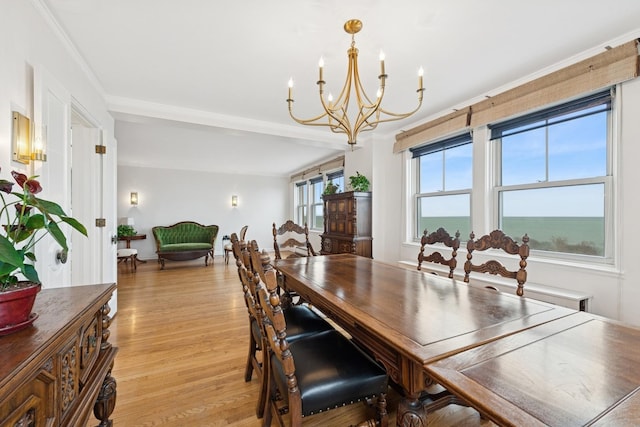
left=100, top=302, right=113, bottom=350
left=94, top=362, right=117, bottom=427
left=95, top=302, right=116, bottom=427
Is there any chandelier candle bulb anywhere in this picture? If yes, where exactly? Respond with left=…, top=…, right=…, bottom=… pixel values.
left=419, top=66, right=424, bottom=90
left=288, top=78, right=293, bottom=100
left=318, top=57, right=324, bottom=81
left=379, top=51, right=385, bottom=75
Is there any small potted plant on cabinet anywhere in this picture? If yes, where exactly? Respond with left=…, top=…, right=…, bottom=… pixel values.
left=348, top=171, right=370, bottom=192
left=323, top=180, right=340, bottom=195
left=0, top=168, right=87, bottom=335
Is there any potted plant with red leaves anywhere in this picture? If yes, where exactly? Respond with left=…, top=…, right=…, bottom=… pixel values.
left=0, top=168, right=87, bottom=335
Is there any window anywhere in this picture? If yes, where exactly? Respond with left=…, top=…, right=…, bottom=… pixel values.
left=310, top=177, right=324, bottom=230
left=295, top=182, right=307, bottom=226
left=327, top=170, right=345, bottom=194
left=412, top=133, right=473, bottom=240
left=294, top=169, right=344, bottom=230
left=491, top=90, right=611, bottom=258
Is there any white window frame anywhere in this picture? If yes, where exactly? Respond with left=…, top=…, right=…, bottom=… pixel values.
left=294, top=182, right=308, bottom=226
left=490, top=90, right=614, bottom=264
left=411, top=134, right=473, bottom=241
left=293, top=169, right=344, bottom=231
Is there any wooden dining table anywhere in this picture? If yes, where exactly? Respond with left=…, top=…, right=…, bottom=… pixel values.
left=425, top=310, right=640, bottom=426
left=273, top=254, right=577, bottom=426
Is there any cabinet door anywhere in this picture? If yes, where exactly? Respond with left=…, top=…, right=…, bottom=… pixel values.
left=0, top=364, right=57, bottom=426
left=327, top=197, right=356, bottom=236
left=79, top=312, right=102, bottom=385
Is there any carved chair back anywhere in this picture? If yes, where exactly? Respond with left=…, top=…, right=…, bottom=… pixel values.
left=463, top=230, right=530, bottom=296
left=231, top=234, right=260, bottom=323
left=230, top=233, right=264, bottom=387
left=417, top=228, right=461, bottom=278
left=239, top=225, right=248, bottom=241
left=272, top=220, right=315, bottom=260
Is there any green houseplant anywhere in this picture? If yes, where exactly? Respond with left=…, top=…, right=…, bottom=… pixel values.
left=323, top=180, right=339, bottom=195
left=348, top=171, right=370, bottom=192
left=117, top=224, right=137, bottom=238
left=0, top=168, right=87, bottom=334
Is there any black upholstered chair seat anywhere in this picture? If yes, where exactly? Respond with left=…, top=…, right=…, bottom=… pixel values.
left=271, top=329, right=388, bottom=416
left=283, top=305, right=332, bottom=341
left=250, top=305, right=331, bottom=352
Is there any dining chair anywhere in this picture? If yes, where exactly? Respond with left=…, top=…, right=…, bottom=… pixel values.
left=231, top=234, right=333, bottom=418
left=417, top=228, right=460, bottom=278
left=249, top=240, right=389, bottom=427
left=463, top=230, right=530, bottom=296
left=272, top=220, right=318, bottom=306
left=231, top=235, right=262, bottom=381
left=272, top=220, right=315, bottom=260
left=224, top=225, right=248, bottom=264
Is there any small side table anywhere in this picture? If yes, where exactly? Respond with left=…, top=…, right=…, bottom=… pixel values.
left=118, top=234, right=147, bottom=265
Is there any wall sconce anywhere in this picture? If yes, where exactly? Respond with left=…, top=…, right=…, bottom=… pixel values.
left=231, top=195, right=238, bottom=207
left=12, top=111, right=31, bottom=164
left=12, top=112, right=48, bottom=164
left=130, top=192, right=138, bottom=205
left=31, top=124, right=47, bottom=161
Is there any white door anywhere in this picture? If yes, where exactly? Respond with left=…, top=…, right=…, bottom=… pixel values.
left=70, top=126, right=102, bottom=285
left=70, top=123, right=118, bottom=294
left=33, top=67, right=72, bottom=288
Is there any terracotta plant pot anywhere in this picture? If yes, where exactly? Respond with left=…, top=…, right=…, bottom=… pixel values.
left=0, top=282, right=41, bottom=336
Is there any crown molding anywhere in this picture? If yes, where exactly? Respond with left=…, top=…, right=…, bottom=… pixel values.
left=31, top=0, right=106, bottom=99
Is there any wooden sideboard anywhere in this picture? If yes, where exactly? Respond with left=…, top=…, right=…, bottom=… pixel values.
left=0, top=283, right=118, bottom=427
left=320, top=191, right=372, bottom=258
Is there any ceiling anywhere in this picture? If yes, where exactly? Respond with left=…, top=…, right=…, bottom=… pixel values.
left=41, top=0, right=640, bottom=176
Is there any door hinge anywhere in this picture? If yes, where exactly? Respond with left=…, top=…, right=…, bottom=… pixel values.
left=95, top=218, right=106, bottom=227
left=95, top=145, right=106, bottom=154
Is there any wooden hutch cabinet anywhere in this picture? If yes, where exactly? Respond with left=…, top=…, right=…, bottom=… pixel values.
left=0, top=283, right=118, bottom=427
left=320, top=191, right=372, bottom=258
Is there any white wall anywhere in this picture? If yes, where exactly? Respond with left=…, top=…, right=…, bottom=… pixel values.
left=375, top=77, right=640, bottom=326
left=1, top=2, right=115, bottom=288
left=618, top=77, right=640, bottom=323
left=117, top=165, right=289, bottom=260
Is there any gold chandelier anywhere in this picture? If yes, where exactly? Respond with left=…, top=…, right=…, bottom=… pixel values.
left=287, top=19, right=424, bottom=147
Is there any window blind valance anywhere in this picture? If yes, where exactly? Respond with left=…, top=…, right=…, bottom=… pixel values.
left=489, top=89, right=612, bottom=140
left=290, top=155, right=345, bottom=183
left=393, top=107, right=470, bottom=153
left=327, top=170, right=344, bottom=180
left=470, top=40, right=637, bottom=128
left=394, top=39, right=639, bottom=153
left=410, top=132, right=472, bottom=158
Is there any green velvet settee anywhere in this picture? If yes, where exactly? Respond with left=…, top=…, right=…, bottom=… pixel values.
left=152, top=221, right=219, bottom=269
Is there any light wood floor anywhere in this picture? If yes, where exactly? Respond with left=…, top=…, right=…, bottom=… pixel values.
left=107, top=256, right=495, bottom=426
